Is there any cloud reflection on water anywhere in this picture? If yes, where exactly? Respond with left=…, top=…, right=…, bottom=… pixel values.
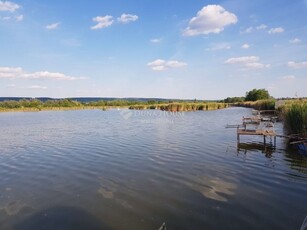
left=186, top=176, right=237, bottom=202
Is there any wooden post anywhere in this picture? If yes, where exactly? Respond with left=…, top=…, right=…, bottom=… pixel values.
left=263, top=135, right=266, bottom=145
left=237, top=127, right=240, bottom=144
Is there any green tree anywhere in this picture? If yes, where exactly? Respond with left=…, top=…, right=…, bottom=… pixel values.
left=245, top=89, right=270, bottom=101
left=224, top=97, right=245, bottom=103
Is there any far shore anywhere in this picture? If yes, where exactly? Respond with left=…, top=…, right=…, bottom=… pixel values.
left=0, top=106, right=123, bottom=113
left=0, top=99, right=229, bottom=113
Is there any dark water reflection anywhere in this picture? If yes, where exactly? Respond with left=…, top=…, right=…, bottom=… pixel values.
left=0, top=108, right=306, bottom=230
left=13, top=206, right=110, bottom=230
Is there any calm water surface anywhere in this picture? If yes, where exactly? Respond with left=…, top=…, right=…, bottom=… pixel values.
left=0, top=108, right=306, bottom=230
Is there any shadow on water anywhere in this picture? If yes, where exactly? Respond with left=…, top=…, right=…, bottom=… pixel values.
left=237, top=142, right=276, bottom=157
left=284, top=145, right=307, bottom=174
left=13, top=206, right=112, bottom=230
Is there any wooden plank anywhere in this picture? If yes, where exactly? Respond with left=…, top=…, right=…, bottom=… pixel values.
left=237, top=129, right=276, bottom=136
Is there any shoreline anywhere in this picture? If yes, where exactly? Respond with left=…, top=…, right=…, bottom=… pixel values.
left=0, top=106, right=112, bottom=113
left=0, top=104, right=229, bottom=113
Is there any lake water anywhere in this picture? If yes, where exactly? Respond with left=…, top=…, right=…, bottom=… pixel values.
left=0, top=107, right=306, bottom=230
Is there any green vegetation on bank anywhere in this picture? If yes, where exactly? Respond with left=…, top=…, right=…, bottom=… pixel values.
left=245, top=88, right=270, bottom=101
left=280, top=100, right=307, bottom=137
left=223, top=88, right=275, bottom=110
left=129, top=102, right=228, bottom=111
left=0, top=99, right=228, bottom=112
left=234, top=99, right=276, bottom=110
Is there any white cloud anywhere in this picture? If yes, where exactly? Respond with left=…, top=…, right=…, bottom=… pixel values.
left=183, top=5, right=237, bottom=36
left=0, top=67, right=86, bottom=80
left=0, top=14, right=23, bottom=21
left=0, top=1, right=20, bottom=12
left=241, top=44, right=250, bottom=49
left=7, top=84, right=16, bottom=88
left=268, top=27, right=284, bottom=34
left=288, top=61, right=307, bottom=69
left=225, top=56, right=270, bottom=70
left=15, top=14, right=23, bottom=21
left=26, top=85, right=47, bottom=90
left=245, top=62, right=270, bottom=69
left=150, top=38, right=162, bottom=43
left=256, top=24, right=267, bottom=30
left=240, top=27, right=253, bottom=34
left=22, top=71, right=86, bottom=80
left=0, top=66, right=23, bottom=73
left=147, top=59, right=187, bottom=71
left=46, top=22, right=60, bottom=30
left=289, top=38, right=301, bottom=44
left=225, top=56, right=259, bottom=64
left=207, top=43, right=231, bottom=51
left=117, top=13, right=138, bottom=24
left=0, top=67, right=22, bottom=78
left=282, top=75, right=295, bottom=80
left=91, top=15, right=114, bottom=30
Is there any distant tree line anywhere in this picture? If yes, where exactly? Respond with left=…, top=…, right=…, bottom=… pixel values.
left=0, top=89, right=274, bottom=110
left=0, top=99, right=194, bottom=109
left=224, top=88, right=271, bottom=103
left=0, top=99, right=82, bottom=109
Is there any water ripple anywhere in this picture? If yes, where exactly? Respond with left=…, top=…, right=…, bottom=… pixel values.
left=0, top=108, right=306, bottom=229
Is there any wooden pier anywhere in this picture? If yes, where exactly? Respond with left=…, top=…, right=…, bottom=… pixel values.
left=237, top=127, right=276, bottom=146
left=235, top=114, right=277, bottom=146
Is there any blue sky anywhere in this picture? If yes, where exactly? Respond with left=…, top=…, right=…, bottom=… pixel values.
left=0, top=0, right=306, bottom=99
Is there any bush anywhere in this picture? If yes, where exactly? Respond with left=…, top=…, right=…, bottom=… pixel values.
left=245, top=89, right=270, bottom=101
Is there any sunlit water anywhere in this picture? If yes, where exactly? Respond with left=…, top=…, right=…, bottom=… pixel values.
left=0, top=107, right=306, bottom=230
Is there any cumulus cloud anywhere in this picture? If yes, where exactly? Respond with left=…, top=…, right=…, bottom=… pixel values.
left=91, top=15, right=114, bottom=30
left=225, top=56, right=270, bottom=70
left=0, top=1, right=22, bottom=22
left=241, top=44, right=250, bottom=49
left=117, top=13, right=138, bottom=24
left=256, top=24, right=267, bottom=30
left=183, top=5, right=237, bottom=36
left=288, top=61, right=307, bottom=69
left=289, top=38, right=301, bottom=44
left=147, top=59, right=187, bottom=71
left=268, top=27, right=284, bottom=34
left=0, top=0, right=20, bottom=12
left=0, top=67, right=86, bottom=80
left=0, top=67, right=22, bottom=78
left=46, top=22, right=60, bottom=30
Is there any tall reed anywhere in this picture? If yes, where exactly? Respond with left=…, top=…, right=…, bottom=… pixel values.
left=283, top=101, right=307, bottom=136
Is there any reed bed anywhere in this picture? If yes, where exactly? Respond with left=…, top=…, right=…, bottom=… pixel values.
left=280, top=100, right=307, bottom=137
left=0, top=99, right=229, bottom=113
left=0, top=106, right=109, bottom=113
left=235, top=99, right=276, bottom=110
left=129, top=103, right=228, bottom=112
